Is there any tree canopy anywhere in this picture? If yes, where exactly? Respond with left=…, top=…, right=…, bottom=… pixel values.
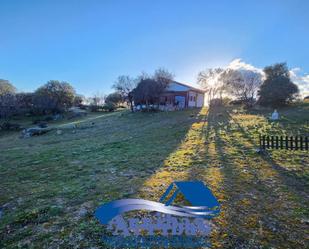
left=0, top=79, right=16, bottom=96
left=221, top=69, right=262, bottom=102
left=132, top=68, right=174, bottom=107
left=34, top=80, right=76, bottom=113
left=258, top=63, right=299, bottom=107
left=105, top=92, right=123, bottom=105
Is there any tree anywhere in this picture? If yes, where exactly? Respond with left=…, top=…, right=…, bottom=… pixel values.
left=153, top=67, right=174, bottom=86
left=105, top=92, right=123, bottom=106
left=88, top=92, right=106, bottom=112
left=132, top=69, right=174, bottom=110
left=112, top=75, right=136, bottom=112
left=34, top=80, right=76, bottom=113
left=132, top=78, right=165, bottom=108
left=73, top=94, right=85, bottom=106
left=258, top=63, right=299, bottom=107
left=0, top=79, right=16, bottom=96
left=15, top=92, right=34, bottom=114
left=197, top=68, right=225, bottom=104
left=0, top=93, right=16, bottom=120
left=221, top=69, right=262, bottom=103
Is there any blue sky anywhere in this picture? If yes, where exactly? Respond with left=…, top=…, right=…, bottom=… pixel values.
left=1, top=0, right=309, bottom=96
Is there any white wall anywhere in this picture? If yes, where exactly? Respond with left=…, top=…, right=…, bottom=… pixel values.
left=196, top=93, right=204, bottom=107
left=188, top=91, right=204, bottom=107
left=188, top=91, right=196, bottom=107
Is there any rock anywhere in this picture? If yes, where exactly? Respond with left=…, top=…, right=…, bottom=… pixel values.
left=0, top=122, right=22, bottom=131
left=53, top=114, right=63, bottom=121
left=56, top=130, right=63, bottom=135
left=44, top=116, right=54, bottom=122
left=74, top=202, right=93, bottom=221
left=67, top=107, right=87, bottom=119
left=21, top=127, right=52, bottom=138
left=301, top=219, right=309, bottom=224
left=37, top=122, right=48, bottom=128
left=77, top=207, right=88, bottom=218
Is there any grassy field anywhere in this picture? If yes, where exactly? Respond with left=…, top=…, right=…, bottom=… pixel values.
left=0, top=103, right=308, bottom=248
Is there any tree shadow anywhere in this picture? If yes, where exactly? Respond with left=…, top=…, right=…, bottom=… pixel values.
left=227, top=110, right=309, bottom=195
left=137, top=104, right=308, bottom=248
left=205, top=105, right=309, bottom=248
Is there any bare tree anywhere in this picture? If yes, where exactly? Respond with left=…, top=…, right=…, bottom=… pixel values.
left=153, top=67, right=174, bottom=86
left=197, top=68, right=225, bottom=104
left=88, top=92, right=106, bottom=111
left=112, top=75, right=136, bottom=112
left=221, top=69, right=262, bottom=103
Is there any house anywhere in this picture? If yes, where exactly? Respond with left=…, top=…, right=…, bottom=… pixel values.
left=159, top=81, right=205, bottom=109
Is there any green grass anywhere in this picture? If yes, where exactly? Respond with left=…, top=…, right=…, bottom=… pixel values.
left=0, top=104, right=308, bottom=248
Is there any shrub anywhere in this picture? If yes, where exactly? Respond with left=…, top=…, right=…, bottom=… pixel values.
left=89, top=105, right=101, bottom=112
left=33, top=80, right=76, bottom=114
left=103, top=102, right=116, bottom=112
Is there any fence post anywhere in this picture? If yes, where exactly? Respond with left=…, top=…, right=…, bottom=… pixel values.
left=260, top=134, right=308, bottom=151
left=280, top=136, right=283, bottom=149
left=295, top=136, right=299, bottom=150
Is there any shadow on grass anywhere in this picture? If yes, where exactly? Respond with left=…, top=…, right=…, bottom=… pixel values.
left=205, top=105, right=308, bottom=248
left=227, top=109, right=309, bottom=195
left=0, top=109, right=203, bottom=248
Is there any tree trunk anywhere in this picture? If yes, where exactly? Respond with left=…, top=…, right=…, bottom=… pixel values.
left=129, top=100, right=134, bottom=112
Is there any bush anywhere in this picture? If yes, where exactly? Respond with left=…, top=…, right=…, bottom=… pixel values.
left=103, top=102, right=116, bottom=112
left=33, top=80, right=76, bottom=114
left=89, top=105, right=101, bottom=112
left=105, top=92, right=122, bottom=106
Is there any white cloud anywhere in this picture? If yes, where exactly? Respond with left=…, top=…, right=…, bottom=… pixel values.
left=290, top=68, right=309, bottom=97
left=227, top=58, right=263, bottom=74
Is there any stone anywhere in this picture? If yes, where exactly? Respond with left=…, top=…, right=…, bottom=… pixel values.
left=0, top=122, right=21, bottom=131
left=53, top=114, right=63, bottom=121
left=21, top=127, right=51, bottom=138
left=56, top=130, right=63, bottom=135
left=37, top=122, right=48, bottom=128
